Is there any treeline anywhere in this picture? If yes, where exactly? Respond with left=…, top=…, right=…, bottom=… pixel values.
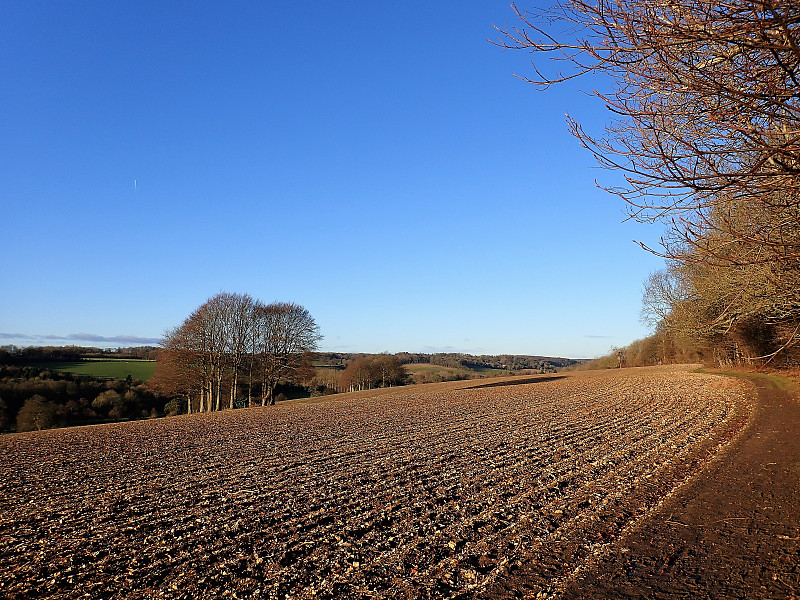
left=311, top=354, right=407, bottom=394
left=3, top=301, right=587, bottom=428
left=0, top=366, right=172, bottom=433
left=0, top=345, right=159, bottom=363
left=579, top=321, right=799, bottom=372
left=151, top=292, right=322, bottom=412
left=576, top=330, right=705, bottom=371
left=315, top=352, right=581, bottom=372
left=308, top=352, right=583, bottom=390
left=501, top=1, right=800, bottom=369
left=640, top=258, right=800, bottom=368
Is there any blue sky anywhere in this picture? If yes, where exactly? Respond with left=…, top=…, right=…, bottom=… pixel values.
left=0, top=1, right=665, bottom=358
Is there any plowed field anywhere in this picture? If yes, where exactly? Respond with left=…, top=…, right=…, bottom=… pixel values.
left=0, top=366, right=752, bottom=599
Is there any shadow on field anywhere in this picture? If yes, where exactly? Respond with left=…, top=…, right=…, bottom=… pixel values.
left=460, top=375, right=566, bottom=390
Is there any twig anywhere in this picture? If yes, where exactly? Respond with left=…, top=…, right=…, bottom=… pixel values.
left=709, top=517, right=749, bottom=525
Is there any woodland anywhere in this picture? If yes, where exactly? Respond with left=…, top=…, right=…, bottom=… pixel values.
left=498, top=0, right=800, bottom=370
left=0, top=366, right=169, bottom=433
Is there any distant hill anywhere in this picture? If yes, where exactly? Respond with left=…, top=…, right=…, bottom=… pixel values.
left=316, top=351, right=584, bottom=370
left=0, top=345, right=159, bottom=363
left=314, top=352, right=586, bottom=384
left=1, top=346, right=586, bottom=388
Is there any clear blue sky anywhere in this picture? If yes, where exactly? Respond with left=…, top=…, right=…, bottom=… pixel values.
left=0, top=1, right=665, bottom=358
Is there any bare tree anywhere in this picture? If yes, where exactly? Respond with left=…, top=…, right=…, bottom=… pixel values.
left=16, top=395, right=57, bottom=432
left=496, top=1, right=800, bottom=239
left=155, top=294, right=322, bottom=410
left=641, top=269, right=684, bottom=329
left=497, top=0, right=800, bottom=356
left=153, top=295, right=234, bottom=412
left=372, top=353, right=407, bottom=388
left=252, top=302, right=279, bottom=406
left=339, top=356, right=377, bottom=392
left=151, top=325, right=200, bottom=413
left=254, top=302, right=321, bottom=405
left=339, top=354, right=407, bottom=391
left=219, top=292, right=255, bottom=410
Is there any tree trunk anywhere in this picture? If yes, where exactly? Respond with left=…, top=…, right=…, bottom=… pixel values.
left=230, top=371, right=237, bottom=410
left=247, top=361, right=253, bottom=407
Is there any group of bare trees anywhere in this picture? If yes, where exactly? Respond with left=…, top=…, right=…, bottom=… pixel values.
left=499, top=0, right=800, bottom=365
left=306, top=355, right=408, bottom=394
left=338, top=354, right=407, bottom=392
left=152, top=293, right=321, bottom=412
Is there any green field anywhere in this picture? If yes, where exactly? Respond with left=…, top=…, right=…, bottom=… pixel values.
left=31, top=359, right=156, bottom=381
left=404, top=363, right=511, bottom=384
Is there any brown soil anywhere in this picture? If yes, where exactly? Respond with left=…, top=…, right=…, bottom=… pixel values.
left=2, top=367, right=795, bottom=599
left=558, top=372, right=800, bottom=599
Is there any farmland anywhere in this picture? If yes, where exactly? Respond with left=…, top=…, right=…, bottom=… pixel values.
left=403, top=362, right=510, bottom=384
left=0, top=366, right=752, bottom=599
left=28, top=359, right=156, bottom=381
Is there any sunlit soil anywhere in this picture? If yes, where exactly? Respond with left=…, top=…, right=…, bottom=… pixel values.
left=0, top=366, right=751, bottom=599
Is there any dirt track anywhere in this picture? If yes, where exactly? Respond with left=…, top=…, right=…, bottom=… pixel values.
left=558, top=373, right=800, bottom=599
